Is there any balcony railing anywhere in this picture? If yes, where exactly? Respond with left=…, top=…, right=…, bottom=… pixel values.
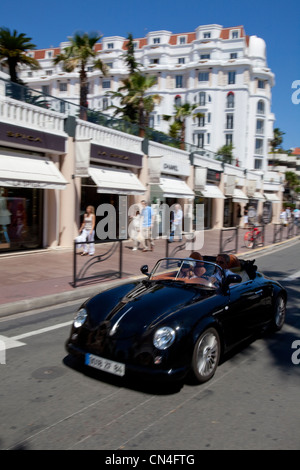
left=0, top=77, right=219, bottom=159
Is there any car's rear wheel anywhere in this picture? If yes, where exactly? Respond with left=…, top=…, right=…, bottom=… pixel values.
left=191, top=328, right=221, bottom=383
left=270, top=295, right=286, bottom=331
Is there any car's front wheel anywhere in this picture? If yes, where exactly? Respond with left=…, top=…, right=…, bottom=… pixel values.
left=270, top=294, right=286, bottom=331
left=191, top=328, right=221, bottom=383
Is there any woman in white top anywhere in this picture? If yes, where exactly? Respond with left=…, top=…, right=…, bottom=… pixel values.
left=76, top=205, right=96, bottom=255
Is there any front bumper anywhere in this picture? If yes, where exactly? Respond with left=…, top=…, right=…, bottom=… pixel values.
left=66, top=342, right=188, bottom=382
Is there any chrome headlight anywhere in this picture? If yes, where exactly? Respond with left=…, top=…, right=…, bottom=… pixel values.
left=73, top=308, right=87, bottom=328
left=153, top=326, right=175, bottom=350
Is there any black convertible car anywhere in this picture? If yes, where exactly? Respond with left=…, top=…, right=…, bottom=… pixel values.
left=66, top=256, right=287, bottom=384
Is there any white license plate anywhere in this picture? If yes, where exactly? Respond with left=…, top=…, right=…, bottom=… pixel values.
left=85, top=353, right=125, bottom=377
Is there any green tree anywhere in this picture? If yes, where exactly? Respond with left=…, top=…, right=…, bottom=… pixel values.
left=0, top=27, right=40, bottom=83
left=108, top=34, right=161, bottom=136
left=163, top=102, right=203, bottom=149
left=270, top=128, right=285, bottom=152
left=216, top=144, right=234, bottom=164
left=53, top=31, right=107, bottom=119
left=109, top=72, right=161, bottom=137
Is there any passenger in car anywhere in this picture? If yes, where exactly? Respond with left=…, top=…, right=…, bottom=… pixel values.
left=189, top=252, right=206, bottom=278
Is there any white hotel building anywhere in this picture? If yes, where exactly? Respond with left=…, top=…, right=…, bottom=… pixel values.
left=22, top=24, right=275, bottom=172
left=0, top=24, right=283, bottom=254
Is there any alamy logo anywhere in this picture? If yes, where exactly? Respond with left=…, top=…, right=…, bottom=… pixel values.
left=291, top=80, right=300, bottom=104
left=291, top=340, right=300, bottom=365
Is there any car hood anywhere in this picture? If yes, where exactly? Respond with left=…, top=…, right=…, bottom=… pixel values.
left=85, top=280, right=215, bottom=339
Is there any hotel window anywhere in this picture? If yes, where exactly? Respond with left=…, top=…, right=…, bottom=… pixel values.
left=59, top=82, right=67, bottom=92
left=207, top=112, right=211, bottom=123
left=258, top=80, right=265, bottom=89
left=198, top=114, right=205, bottom=127
left=198, top=72, right=209, bottom=82
left=257, top=100, right=265, bottom=115
left=226, top=114, right=234, bottom=129
left=175, top=75, right=183, bottom=88
left=42, top=85, right=50, bottom=95
left=255, top=138, right=264, bottom=155
left=46, top=70, right=52, bottom=76
left=199, top=91, right=206, bottom=106
left=107, top=43, right=114, bottom=49
left=256, top=119, right=264, bottom=135
left=102, top=80, right=111, bottom=89
left=228, top=71, right=236, bottom=84
left=150, top=58, right=159, bottom=64
left=103, top=97, right=109, bottom=110
left=153, top=37, right=160, bottom=44
left=227, top=92, right=234, bottom=108
left=200, top=54, right=210, bottom=59
left=27, top=72, right=32, bottom=77
left=230, top=53, right=238, bottom=59
left=179, top=36, right=186, bottom=44
left=47, top=51, right=53, bottom=58
left=254, top=158, right=263, bottom=170
left=203, top=32, right=211, bottom=39
left=207, top=133, right=210, bottom=144
left=87, top=66, right=94, bottom=72
left=175, top=95, right=182, bottom=106
left=231, top=30, right=239, bottom=39
left=226, top=134, right=233, bottom=146
left=178, top=58, right=185, bottom=64
left=196, top=133, right=205, bottom=148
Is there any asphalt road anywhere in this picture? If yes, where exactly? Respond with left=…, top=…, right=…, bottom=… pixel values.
left=0, top=240, right=299, bottom=451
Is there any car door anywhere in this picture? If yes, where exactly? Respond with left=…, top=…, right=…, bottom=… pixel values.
left=221, top=278, right=263, bottom=346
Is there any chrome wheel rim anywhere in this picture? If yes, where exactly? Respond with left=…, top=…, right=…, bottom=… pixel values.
left=275, top=297, right=286, bottom=328
left=196, top=332, right=219, bottom=378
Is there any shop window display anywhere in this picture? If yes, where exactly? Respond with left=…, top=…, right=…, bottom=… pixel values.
left=0, top=187, right=43, bottom=252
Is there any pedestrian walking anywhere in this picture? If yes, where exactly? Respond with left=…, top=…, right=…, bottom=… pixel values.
left=76, top=205, right=96, bottom=255
left=169, top=204, right=183, bottom=242
left=141, top=200, right=154, bottom=252
left=130, top=208, right=143, bottom=251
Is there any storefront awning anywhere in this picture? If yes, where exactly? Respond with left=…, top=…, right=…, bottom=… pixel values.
left=264, top=192, right=281, bottom=203
left=232, top=188, right=249, bottom=203
left=89, top=166, right=146, bottom=195
left=152, top=176, right=195, bottom=199
left=0, top=153, right=67, bottom=190
left=253, top=191, right=265, bottom=201
left=198, top=184, right=225, bottom=199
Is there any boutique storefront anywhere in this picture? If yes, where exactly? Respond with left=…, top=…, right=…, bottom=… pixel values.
left=0, top=123, right=67, bottom=253
left=193, top=161, right=225, bottom=229
left=77, top=142, right=146, bottom=239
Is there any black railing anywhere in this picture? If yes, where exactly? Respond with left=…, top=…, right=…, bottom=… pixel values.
left=219, top=227, right=239, bottom=254
left=73, top=239, right=123, bottom=287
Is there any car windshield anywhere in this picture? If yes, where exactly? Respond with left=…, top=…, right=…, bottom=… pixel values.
left=149, top=258, right=223, bottom=289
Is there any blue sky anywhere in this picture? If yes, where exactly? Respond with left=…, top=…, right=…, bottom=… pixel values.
left=1, top=0, right=299, bottom=149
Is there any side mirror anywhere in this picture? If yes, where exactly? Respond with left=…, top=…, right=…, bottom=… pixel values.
left=225, top=274, right=242, bottom=286
left=140, top=265, right=149, bottom=276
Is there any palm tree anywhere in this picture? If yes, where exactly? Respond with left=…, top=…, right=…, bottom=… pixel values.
left=270, top=128, right=285, bottom=152
left=53, top=31, right=107, bottom=119
left=0, top=27, right=40, bottom=83
left=163, top=102, right=203, bottom=149
left=110, top=72, right=161, bottom=137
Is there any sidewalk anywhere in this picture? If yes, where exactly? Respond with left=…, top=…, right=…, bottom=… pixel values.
left=0, top=226, right=298, bottom=317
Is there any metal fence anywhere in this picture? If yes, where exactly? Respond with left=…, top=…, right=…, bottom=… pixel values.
left=73, top=239, right=123, bottom=287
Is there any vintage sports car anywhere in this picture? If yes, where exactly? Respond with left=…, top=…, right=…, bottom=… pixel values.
left=66, top=256, right=287, bottom=384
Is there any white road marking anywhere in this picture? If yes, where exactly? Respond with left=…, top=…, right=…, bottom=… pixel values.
left=0, top=321, right=72, bottom=350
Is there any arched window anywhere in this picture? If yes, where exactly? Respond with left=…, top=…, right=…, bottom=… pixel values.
left=175, top=95, right=182, bottom=106
left=257, top=100, right=265, bottom=115
left=227, top=92, right=234, bottom=108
